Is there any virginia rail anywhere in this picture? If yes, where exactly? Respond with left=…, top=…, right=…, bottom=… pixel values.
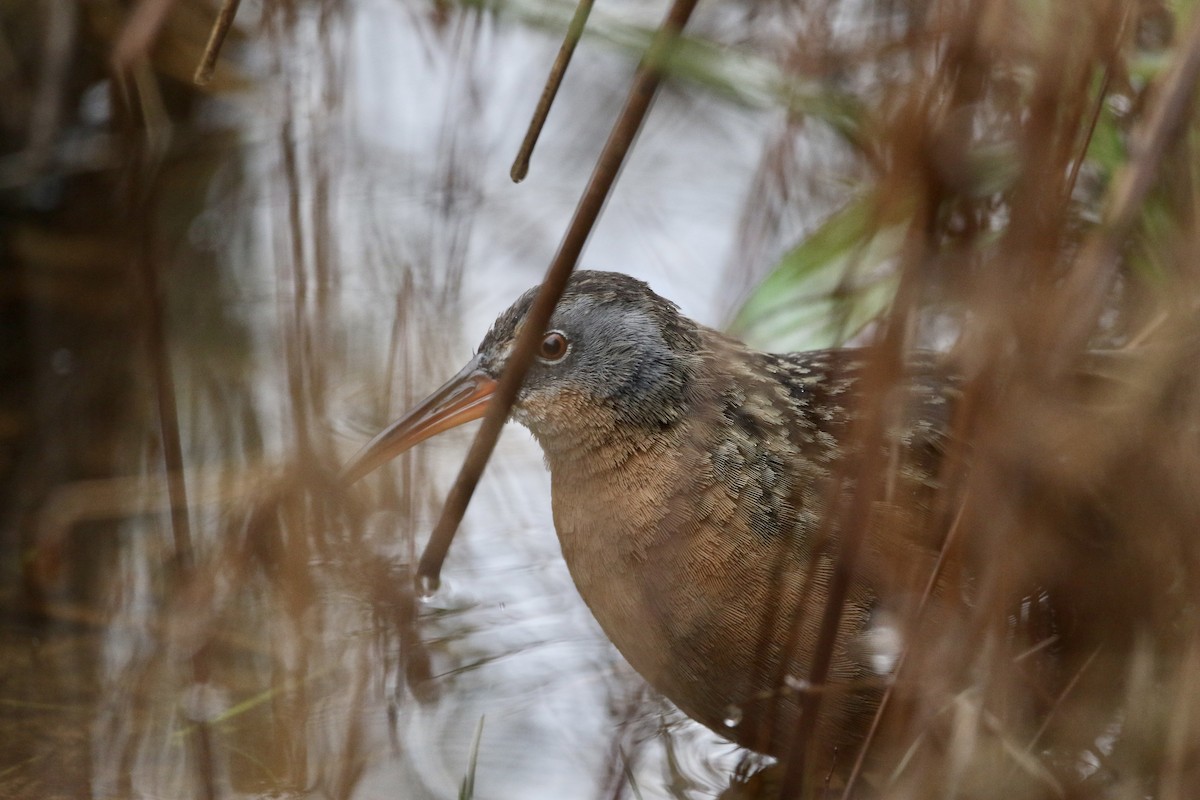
left=343, top=270, right=959, bottom=764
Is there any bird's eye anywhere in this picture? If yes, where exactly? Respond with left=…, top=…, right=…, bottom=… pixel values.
left=539, top=331, right=569, bottom=362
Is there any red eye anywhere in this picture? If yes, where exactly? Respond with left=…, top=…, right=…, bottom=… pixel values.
left=539, top=331, right=569, bottom=361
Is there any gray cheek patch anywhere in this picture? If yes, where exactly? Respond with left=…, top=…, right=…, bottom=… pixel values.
left=564, top=303, right=674, bottom=404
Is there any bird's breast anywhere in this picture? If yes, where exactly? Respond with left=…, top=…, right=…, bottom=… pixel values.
left=545, top=437, right=875, bottom=755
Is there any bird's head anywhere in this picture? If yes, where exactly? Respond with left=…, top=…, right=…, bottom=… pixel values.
left=342, top=271, right=704, bottom=482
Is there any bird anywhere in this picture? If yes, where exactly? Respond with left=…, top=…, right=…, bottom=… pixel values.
left=342, top=270, right=966, bottom=770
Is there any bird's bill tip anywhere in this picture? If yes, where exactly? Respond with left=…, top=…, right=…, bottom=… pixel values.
left=341, top=360, right=497, bottom=485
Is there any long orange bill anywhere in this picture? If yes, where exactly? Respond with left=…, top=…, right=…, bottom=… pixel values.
left=341, top=356, right=498, bottom=485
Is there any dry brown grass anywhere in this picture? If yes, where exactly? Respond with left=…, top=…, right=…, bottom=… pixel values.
left=758, top=0, right=1200, bottom=797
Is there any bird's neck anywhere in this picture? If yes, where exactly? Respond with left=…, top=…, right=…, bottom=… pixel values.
left=535, top=330, right=807, bottom=540
left=523, top=361, right=703, bottom=481
left=534, top=412, right=681, bottom=483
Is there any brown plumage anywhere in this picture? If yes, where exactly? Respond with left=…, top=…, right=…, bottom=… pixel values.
left=344, top=270, right=963, bottom=765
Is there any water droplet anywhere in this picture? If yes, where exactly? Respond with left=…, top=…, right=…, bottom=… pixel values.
left=784, top=675, right=811, bottom=693
left=416, top=573, right=440, bottom=600
left=723, top=705, right=743, bottom=728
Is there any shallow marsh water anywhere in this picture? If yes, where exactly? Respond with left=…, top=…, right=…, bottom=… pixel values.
left=0, top=1, right=859, bottom=797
